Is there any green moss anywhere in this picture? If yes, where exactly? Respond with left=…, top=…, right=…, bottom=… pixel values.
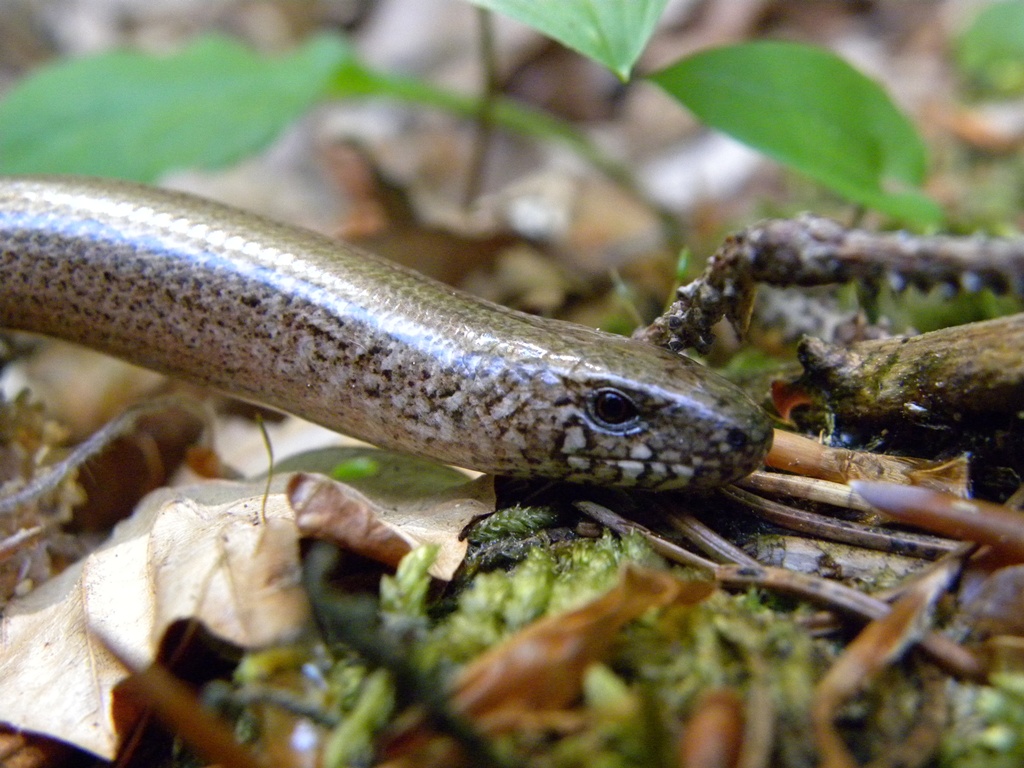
left=380, top=543, right=437, bottom=620
left=391, top=534, right=828, bottom=766
left=428, top=533, right=636, bottom=649
left=231, top=530, right=1005, bottom=767
left=467, top=504, right=562, bottom=543
left=942, top=674, right=1024, bottom=767
left=614, top=590, right=824, bottom=750
left=322, top=669, right=395, bottom=768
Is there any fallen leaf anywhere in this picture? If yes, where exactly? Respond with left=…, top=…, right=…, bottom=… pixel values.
left=453, top=565, right=713, bottom=730
left=382, top=565, right=714, bottom=767
left=0, top=728, right=73, bottom=768
left=770, top=380, right=814, bottom=422
left=0, top=447, right=493, bottom=758
left=960, top=563, right=1024, bottom=637
left=0, top=477, right=307, bottom=758
left=291, top=473, right=415, bottom=570
left=289, top=466, right=495, bottom=580
left=677, top=688, right=745, bottom=768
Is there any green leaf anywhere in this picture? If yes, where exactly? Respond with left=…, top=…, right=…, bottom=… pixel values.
left=0, top=34, right=350, bottom=181
left=0, top=30, right=630, bottom=192
left=650, top=41, right=943, bottom=225
left=466, top=0, right=668, bottom=80
left=956, top=0, right=1024, bottom=94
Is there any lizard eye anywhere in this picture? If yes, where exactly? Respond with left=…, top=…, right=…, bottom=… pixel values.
left=587, top=388, right=641, bottom=431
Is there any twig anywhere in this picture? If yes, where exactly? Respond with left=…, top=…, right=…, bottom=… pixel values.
left=574, top=500, right=718, bottom=571
left=797, top=313, right=1024, bottom=435
left=654, top=502, right=760, bottom=566
left=720, top=487, right=958, bottom=559
left=737, top=470, right=879, bottom=516
left=0, top=525, right=44, bottom=563
left=715, top=563, right=984, bottom=680
left=463, top=6, right=499, bottom=206
left=638, top=214, right=1024, bottom=352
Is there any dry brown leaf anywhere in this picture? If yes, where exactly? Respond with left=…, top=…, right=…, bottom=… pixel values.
left=0, top=449, right=493, bottom=759
left=291, top=473, right=415, bottom=569
left=453, top=565, right=714, bottom=731
left=677, top=688, right=745, bottom=768
left=0, top=728, right=74, bottom=768
left=960, top=563, right=1024, bottom=637
left=290, top=470, right=495, bottom=580
left=0, top=477, right=308, bottom=758
left=382, top=566, right=715, bottom=767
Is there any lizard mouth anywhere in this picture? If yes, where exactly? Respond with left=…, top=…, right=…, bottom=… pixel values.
left=565, top=454, right=699, bottom=490
left=607, top=458, right=696, bottom=489
left=586, top=447, right=766, bottom=491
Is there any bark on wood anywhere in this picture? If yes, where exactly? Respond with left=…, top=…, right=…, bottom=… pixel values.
left=796, top=313, right=1024, bottom=436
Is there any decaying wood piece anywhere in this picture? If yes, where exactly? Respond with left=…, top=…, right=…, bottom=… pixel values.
left=796, top=313, right=1024, bottom=439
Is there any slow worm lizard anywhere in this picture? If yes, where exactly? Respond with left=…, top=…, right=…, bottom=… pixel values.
left=0, top=176, right=772, bottom=489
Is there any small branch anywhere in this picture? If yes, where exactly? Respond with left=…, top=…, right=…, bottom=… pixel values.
left=638, top=214, right=1024, bottom=352
left=720, top=487, right=958, bottom=559
left=463, top=6, right=499, bottom=206
left=715, top=563, right=984, bottom=681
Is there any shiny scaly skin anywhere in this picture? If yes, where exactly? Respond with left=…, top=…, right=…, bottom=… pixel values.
left=0, top=176, right=772, bottom=489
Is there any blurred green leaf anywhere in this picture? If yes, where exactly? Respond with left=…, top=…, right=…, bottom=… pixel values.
left=0, top=31, right=625, bottom=190
left=956, top=0, right=1024, bottom=94
left=466, top=0, right=668, bottom=80
left=331, top=456, right=380, bottom=482
left=0, top=34, right=350, bottom=181
left=650, top=42, right=942, bottom=225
